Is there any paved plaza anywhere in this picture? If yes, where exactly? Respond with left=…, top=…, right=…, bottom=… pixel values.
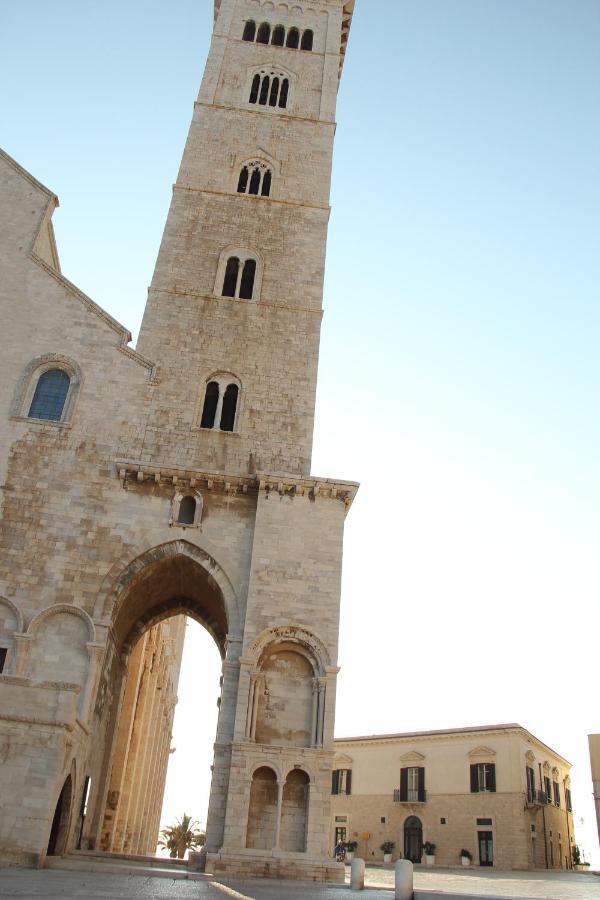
left=0, top=867, right=598, bottom=900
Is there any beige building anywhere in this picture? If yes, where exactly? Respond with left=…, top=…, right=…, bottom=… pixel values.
left=589, top=734, right=600, bottom=852
left=331, top=724, right=575, bottom=870
left=0, top=0, right=357, bottom=881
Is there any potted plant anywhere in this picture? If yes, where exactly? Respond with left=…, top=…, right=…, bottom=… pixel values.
left=460, top=849, right=472, bottom=867
left=424, top=841, right=436, bottom=866
left=346, top=840, right=358, bottom=862
left=572, top=844, right=590, bottom=871
left=380, top=840, right=395, bottom=863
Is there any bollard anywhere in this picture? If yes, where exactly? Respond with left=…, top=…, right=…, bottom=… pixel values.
left=394, top=859, right=414, bottom=900
left=350, top=857, right=365, bottom=890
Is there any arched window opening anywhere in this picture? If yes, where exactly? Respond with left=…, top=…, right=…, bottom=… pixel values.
left=178, top=496, right=196, bottom=525
left=258, top=76, right=270, bottom=105
left=220, top=384, right=239, bottom=432
left=242, top=20, right=256, bottom=41
left=222, top=256, right=239, bottom=297
left=28, top=369, right=70, bottom=421
left=249, top=73, right=260, bottom=104
left=301, top=29, right=313, bottom=51
left=272, top=25, right=285, bottom=46
left=278, top=78, right=289, bottom=109
left=261, top=170, right=272, bottom=197
left=239, top=259, right=256, bottom=300
left=286, top=27, right=299, bottom=49
left=200, top=381, right=219, bottom=428
left=269, top=76, right=280, bottom=107
left=248, top=167, right=261, bottom=195
left=256, top=22, right=270, bottom=44
left=237, top=165, right=249, bottom=193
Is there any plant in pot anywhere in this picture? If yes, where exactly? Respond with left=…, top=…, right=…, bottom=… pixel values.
left=460, top=849, right=472, bottom=867
left=380, top=840, right=395, bottom=864
left=346, top=840, right=358, bottom=862
left=423, top=841, right=436, bottom=866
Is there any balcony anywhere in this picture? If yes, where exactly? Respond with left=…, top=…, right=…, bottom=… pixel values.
left=393, top=789, right=426, bottom=803
left=525, top=790, right=548, bottom=808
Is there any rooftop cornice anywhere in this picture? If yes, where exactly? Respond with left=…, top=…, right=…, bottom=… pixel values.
left=115, top=460, right=359, bottom=508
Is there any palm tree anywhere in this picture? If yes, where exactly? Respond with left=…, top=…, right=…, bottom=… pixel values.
left=158, top=813, right=206, bottom=859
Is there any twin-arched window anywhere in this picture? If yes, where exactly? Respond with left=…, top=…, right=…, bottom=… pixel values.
left=243, top=20, right=313, bottom=51
left=200, top=376, right=240, bottom=432
left=249, top=70, right=289, bottom=109
left=237, top=161, right=272, bottom=197
left=222, top=256, right=257, bottom=299
left=28, top=369, right=71, bottom=421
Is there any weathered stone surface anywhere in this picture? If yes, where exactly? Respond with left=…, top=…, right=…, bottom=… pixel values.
left=0, top=0, right=357, bottom=879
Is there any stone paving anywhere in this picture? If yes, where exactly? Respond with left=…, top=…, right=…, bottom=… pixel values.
left=0, top=867, right=599, bottom=900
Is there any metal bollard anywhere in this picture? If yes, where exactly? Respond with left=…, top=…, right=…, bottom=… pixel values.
left=350, top=857, right=365, bottom=890
left=394, top=859, right=414, bottom=900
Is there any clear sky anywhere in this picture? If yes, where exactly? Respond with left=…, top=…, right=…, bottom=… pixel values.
left=3, top=0, right=599, bottom=865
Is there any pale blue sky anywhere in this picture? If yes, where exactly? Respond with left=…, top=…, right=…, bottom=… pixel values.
left=3, top=0, right=599, bottom=862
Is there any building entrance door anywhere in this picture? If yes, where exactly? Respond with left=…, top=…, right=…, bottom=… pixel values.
left=334, top=827, right=347, bottom=845
left=478, top=831, right=493, bottom=866
left=403, top=816, right=423, bottom=863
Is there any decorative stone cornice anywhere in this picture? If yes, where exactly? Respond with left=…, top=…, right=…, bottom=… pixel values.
left=115, top=460, right=358, bottom=508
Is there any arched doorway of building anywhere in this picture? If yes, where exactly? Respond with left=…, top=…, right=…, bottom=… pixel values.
left=47, top=774, right=73, bottom=856
left=85, top=542, right=236, bottom=858
left=403, top=815, right=423, bottom=863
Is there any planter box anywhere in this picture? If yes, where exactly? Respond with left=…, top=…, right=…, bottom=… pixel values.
left=425, top=855, right=435, bottom=866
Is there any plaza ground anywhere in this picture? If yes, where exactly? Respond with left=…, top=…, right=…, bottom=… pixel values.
left=0, top=865, right=598, bottom=899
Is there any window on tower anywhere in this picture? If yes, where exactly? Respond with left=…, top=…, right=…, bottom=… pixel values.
left=217, top=250, right=261, bottom=301
left=286, top=27, right=300, bottom=49
left=242, top=20, right=256, bottom=41
left=256, top=22, right=271, bottom=44
left=241, top=21, right=314, bottom=52
left=199, top=375, right=241, bottom=433
left=301, top=29, right=314, bottom=51
left=248, top=69, right=290, bottom=109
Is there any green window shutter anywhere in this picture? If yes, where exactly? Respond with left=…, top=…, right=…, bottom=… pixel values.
left=488, top=764, right=496, bottom=792
left=400, top=767, right=408, bottom=801
left=470, top=764, right=479, bottom=793
left=418, top=767, right=426, bottom=802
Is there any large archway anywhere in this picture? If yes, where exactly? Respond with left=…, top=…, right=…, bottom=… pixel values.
left=86, top=541, right=236, bottom=858
left=47, top=774, right=73, bottom=857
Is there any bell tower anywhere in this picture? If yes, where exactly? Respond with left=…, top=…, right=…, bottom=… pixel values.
left=134, top=0, right=357, bottom=881
left=137, top=0, right=355, bottom=480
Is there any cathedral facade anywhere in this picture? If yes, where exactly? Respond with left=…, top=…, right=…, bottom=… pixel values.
left=0, top=0, right=356, bottom=880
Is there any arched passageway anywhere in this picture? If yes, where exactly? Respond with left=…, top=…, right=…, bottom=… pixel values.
left=47, top=774, right=73, bottom=856
left=86, top=543, right=234, bottom=857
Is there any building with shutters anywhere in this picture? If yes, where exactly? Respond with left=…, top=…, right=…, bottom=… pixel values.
left=330, top=723, right=576, bottom=870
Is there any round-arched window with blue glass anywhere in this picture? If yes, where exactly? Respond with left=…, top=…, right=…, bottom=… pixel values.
left=28, top=369, right=70, bottom=421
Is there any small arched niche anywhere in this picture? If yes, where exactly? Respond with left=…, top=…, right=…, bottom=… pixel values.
left=0, top=597, right=23, bottom=675
left=27, top=606, right=93, bottom=715
left=255, top=641, right=315, bottom=748
left=246, top=766, right=278, bottom=849
left=280, top=768, right=309, bottom=851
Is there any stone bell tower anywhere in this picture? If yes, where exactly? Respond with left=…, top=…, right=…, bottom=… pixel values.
left=133, top=0, right=357, bottom=879
left=0, top=0, right=357, bottom=879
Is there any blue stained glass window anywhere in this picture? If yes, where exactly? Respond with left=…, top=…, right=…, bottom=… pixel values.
left=28, top=369, right=70, bottom=421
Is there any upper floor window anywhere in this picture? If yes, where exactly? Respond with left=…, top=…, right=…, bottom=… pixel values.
left=241, top=20, right=314, bottom=52
left=526, top=766, right=536, bottom=803
left=200, top=375, right=240, bottom=433
left=553, top=781, right=560, bottom=807
left=565, top=787, right=572, bottom=812
left=29, top=369, right=71, bottom=421
left=178, top=495, right=197, bottom=525
left=331, top=769, right=352, bottom=795
left=0, top=647, right=7, bottom=674
left=544, top=775, right=552, bottom=804
left=172, top=491, right=203, bottom=527
left=237, top=161, right=272, bottom=197
left=249, top=69, right=289, bottom=109
left=398, top=766, right=425, bottom=802
left=470, top=762, right=496, bottom=793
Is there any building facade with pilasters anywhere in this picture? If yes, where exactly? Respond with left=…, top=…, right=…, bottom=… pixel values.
left=331, top=724, right=575, bottom=871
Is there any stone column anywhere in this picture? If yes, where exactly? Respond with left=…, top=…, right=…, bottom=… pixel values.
left=274, top=778, right=284, bottom=849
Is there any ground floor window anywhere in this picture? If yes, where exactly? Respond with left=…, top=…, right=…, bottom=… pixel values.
left=334, top=826, right=347, bottom=845
left=478, top=830, right=493, bottom=866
